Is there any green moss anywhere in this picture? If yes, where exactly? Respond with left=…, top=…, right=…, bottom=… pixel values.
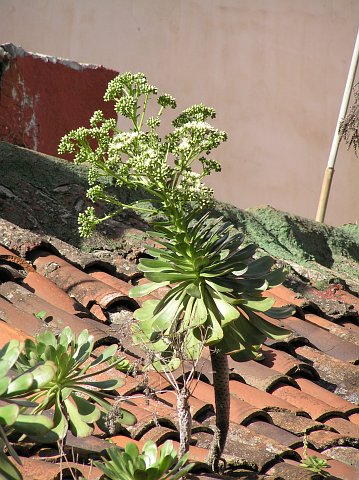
left=213, top=202, right=359, bottom=292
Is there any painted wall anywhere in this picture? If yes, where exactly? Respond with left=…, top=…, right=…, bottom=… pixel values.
left=1, top=0, right=358, bottom=226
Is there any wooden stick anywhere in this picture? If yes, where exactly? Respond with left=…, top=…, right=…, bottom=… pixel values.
left=316, top=28, right=359, bottom=222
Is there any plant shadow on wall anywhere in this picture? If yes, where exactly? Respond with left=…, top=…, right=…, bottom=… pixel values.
left=59, top=72, right=294, bottom=472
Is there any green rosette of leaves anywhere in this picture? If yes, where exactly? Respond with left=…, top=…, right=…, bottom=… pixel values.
left=15, top=327, right=136, bottom=440
left=95, top=440, right=194, bottom=480
left=130, top=212, right=293, bottom=368
left=0, top=339, right=56, bottom=480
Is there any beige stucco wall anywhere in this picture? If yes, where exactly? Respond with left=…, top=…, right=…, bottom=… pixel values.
left=1, top=0, right=358, bottom=226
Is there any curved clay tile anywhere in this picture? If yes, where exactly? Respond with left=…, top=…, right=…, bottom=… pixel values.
left=32, top=252, right=137, bottom=311
left=0, top=281, right=115, bottom=345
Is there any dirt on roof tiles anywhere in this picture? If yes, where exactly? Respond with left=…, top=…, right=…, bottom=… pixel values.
left=247, top=420, right=302, bottom=449
left=322, top=446, right=359, bottom=468
left=268, top=411, right=333, bottom=436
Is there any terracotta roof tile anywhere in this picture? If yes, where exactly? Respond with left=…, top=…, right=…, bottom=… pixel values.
left=0, top=294, right=44, bottom=335
left=155, top=390, right=214, bottom=420
left=247, top=420, right=302, bottom=448
left=193, top=425, right=296, bottom=471
left=87, top=268, right=133, bottom=296
left=0, top=321, right=31, bottom=346
left=0, top=280, right=115, bottom=344
left=192, top=380, right=270, bottom=425
left=322, top=446, right=359, bottom=468
left=337, top=318, right=359, bottom=335
left=140, top=425, right=179, bottom=443
left=229, top=380, right=307, bottom=415
left=304, top=313, right=359, bottom=346
left=294, top=377, right=358, bottom=415
left=295, top=345, right=359, bottom=404
left=65, top=431, right=112, bottom=456
left=268, top=411, right=333, bottom=436
left=228, top=357, right=294, bottom=391
left=260, top=345, right=318, bottom=378
left=189, top=474, right=265, bottom=480
left=22, top=270, right=89, bottom=317
left=306, top=429, right=359, bottom=450
left=32, top=250, right=136, bottom=311
left=324, top=417, right=359, bottom=437
left=265, top=284, right=308, bottom=308
left=348, top=413, right=359, bottom=426
left=15, top=457, right=103, bottom=480
left=279, top=316, right=359, bottom=363
left=221, top=423, right=298, bottom=471
left=271, top=383, right=347, bottom=421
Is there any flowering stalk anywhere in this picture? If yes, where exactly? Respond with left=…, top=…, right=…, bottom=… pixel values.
left=59, top=73, right=226, bottom=237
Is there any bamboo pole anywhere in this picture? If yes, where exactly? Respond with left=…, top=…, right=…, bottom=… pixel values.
left=316, top=28, right=359, bottom=223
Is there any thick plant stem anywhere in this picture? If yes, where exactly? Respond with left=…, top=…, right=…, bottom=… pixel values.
left=207, top=348, right=230, bottom=471
left=177, top=386, right=192, bottom=458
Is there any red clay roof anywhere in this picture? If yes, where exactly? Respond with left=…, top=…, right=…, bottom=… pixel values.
left=0, top=217, right=358, bottom=480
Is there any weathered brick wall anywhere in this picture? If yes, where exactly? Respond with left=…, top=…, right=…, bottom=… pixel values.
left=0, top=43, right=118, bottom=158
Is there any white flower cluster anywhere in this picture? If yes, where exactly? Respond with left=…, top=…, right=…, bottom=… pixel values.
left=177, top=171, right=214, bottom=206
left=169, top=121, right=227, bottom=159
left=58, top=72, right=228, bottom=237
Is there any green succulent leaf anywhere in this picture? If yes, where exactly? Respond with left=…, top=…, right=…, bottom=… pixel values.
left=30, top=361, right=57, bottom=389
left=83, top=379, right=124, bottom=390
left=0, top=404, right=19, bottom=427
left=7, top=372, right=34, bottom=395
left=65, top=397, right=93, bottom=437
left=118, top=408, right=138, bottom=427
left=71, top=394, right=101, bottom=423
left=89, top=344, right=118, bottom=368
left=13, top=413, right=53, bottom=436
left=0, top=377, right=10, bottom=397
left=243, top=309, right=292, bottom=339
left=129, top=281, right=170, bottom=298
left=245, top=256, right=274, bottom=278
left=240, top=295, right=276, bottom=312
left=265, top=305, right=296, bottom=319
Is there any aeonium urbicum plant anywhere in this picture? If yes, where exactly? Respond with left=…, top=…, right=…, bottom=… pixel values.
left=0, top=339, right=56, bottom=480
left=15, top=327, right=136, bottom=440
left=95, top=441, right=194, bottom=480
left=58, top=72, right=293, bottom=470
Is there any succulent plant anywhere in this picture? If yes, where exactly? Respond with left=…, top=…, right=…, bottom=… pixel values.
left=95, top=440, right=194, bottom=480
left=15, top=327, right=136, bottom=440
left=301, top=455, right=330, bottom=475
left=0, top=339, right=56, bottom=480
left=130, top=212, right=293, bottom=366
